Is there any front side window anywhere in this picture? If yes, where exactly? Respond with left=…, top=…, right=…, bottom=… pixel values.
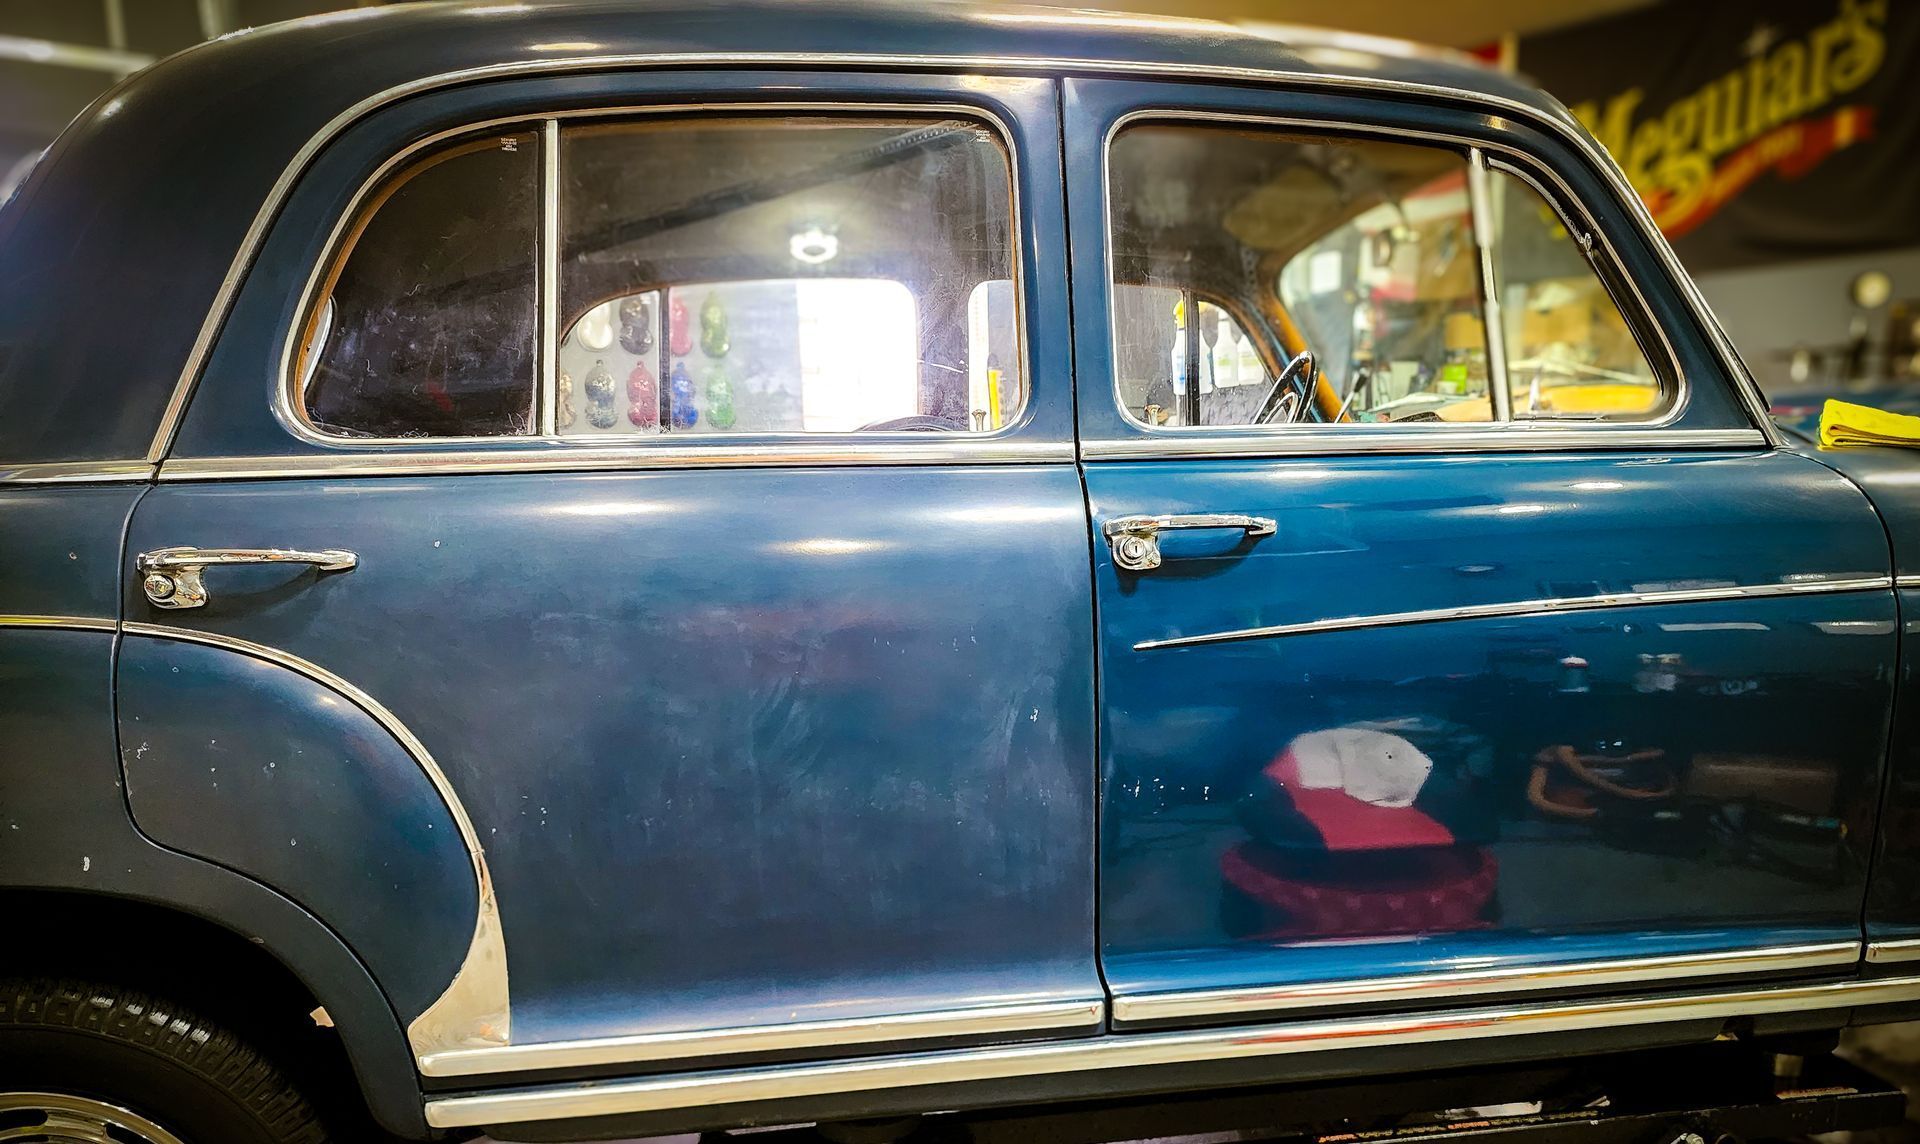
left=1108, top=122, right=1667, bottom=430
left=295, top=111, right=1024, bottom=441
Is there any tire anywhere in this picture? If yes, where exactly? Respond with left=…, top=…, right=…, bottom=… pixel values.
left=0, top=976, right=330, bottom=1143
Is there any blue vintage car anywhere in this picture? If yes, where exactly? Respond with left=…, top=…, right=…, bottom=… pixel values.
left=5, top=3, right=1920, bottom=1142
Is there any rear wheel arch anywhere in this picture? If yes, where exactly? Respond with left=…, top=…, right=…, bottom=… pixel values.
left=0, top=887, right=429, bottom=1140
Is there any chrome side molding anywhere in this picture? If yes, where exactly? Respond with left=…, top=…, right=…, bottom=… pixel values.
left=0, top=459, right=154, bottom=484
left=1112, top=941, right=1861, bottom=1025
left=1134, top=575, right=1894, bottom=651
left=420, top=998, right=1105, bottom=1078
left=0, top=614, right=117, bottom=632
left=423, top=972, right=1920, bottom=1129
left=1867, top=939, right=1920, bottom=964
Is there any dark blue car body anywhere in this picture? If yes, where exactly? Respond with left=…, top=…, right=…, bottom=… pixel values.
left=5, top=3, right=1920, bottom=1140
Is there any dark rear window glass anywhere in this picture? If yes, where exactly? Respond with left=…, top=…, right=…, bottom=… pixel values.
left=301, top=130, right=539, bottom=439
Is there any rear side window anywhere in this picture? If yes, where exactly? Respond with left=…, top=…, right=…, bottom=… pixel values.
left=295, top=112, right=1024, bottom=441
left=303, top=132, right=540, bottom=438
left=1108, top=122, right=1669, bottom=430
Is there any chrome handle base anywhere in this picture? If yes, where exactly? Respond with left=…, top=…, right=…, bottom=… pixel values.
left=1102, top=514, right=1277, bottom=573
left=136, top=546, right=359, bottom=610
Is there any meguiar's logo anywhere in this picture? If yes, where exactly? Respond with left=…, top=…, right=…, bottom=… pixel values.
left=1570, top=0, right=1886, bottom=238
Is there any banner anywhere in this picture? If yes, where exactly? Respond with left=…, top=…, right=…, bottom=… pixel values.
left=1518, top=0, right=1920, bottom=272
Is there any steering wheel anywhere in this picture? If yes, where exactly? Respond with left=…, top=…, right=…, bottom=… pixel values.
left=1254, top=349, right=1317, bottom=425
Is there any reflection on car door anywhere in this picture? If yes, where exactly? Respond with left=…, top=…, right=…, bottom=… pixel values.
left=1066, top=77, right=1895, bottom=1031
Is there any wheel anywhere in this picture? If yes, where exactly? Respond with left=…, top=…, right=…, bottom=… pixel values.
left=0, top=977, right=330, bottom=1143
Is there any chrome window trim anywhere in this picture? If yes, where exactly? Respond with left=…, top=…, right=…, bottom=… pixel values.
left=0, top=614, right=118, bottom=632
left=1081, top=427, right=1766, bottom=461
left=142, top=50, right=1777, bottom=468
left=1867, top=939, right=1920, bottom=964
left=0, top=460, right=155, bottom=484
left=1131, top=574, right=1893, bottom=651
left=538, top=118, right=561, bottom=437
left=121, top=620, right=510, bottom=1061
left=1112, top=941, right=1860, bottom=1025
left=424, top=971, right=1920, bottom=1129
left=421, top=998, right=1104, bottom=1079
left=1466, top=147, right=1512, bottom=424
left=156, top=439, right=1073, bottom=481
left=275, top=100, right=1034, bottom=454
left=1098, top=109, right=1690, bottom=443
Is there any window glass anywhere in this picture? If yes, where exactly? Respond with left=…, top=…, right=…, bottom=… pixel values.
left=1490, top=170, right=1662, bottom=419
left=559, top=115, right=1024, bottom=435
left=1108, top=123, right=1667, bottom=429
left=303, top=131, right=539, bottom=438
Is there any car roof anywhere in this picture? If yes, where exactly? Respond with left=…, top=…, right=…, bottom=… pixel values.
left=0, top=0, right=1582, bottom=469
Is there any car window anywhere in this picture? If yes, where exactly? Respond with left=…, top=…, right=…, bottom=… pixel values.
left=557, top=114, right=1023, bottom=436
left=1108, top=122, right=1668, bottom=429
left=302, top=131, right=540, bottom=439
left=296, top=113, right=1023, bottom=441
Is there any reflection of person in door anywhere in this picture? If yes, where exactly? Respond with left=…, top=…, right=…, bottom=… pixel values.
left=1223, top=726, right=1497, bottom=940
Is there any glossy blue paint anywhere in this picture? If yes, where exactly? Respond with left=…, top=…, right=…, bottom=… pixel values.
left=118, top=634, right=477, bottom=1019
left=1783, top=438, right=1920, bottom=949
left=1061, top=77, right=1758, bottom=443
left=0, top=485, right=141, bottom=619
left=123, top=466, right=1099, bottom=1046
left=1083, top=450, right=1894, bottom=1007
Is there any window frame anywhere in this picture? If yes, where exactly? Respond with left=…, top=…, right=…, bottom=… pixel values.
left=1099, top=109, right=1690, bottom=444
left=279, top=101, right=1033, bottom=450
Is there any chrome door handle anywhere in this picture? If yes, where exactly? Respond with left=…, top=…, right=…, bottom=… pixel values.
left=1102, top=514, right=1276, bottom=572
left=136, top=546, right=358, bottom=610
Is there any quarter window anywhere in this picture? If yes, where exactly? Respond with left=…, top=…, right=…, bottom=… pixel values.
left=1108, top=123, right=1668, bottom=429
left=303, top=131, right=540, bottom=439
left=297, top=112, right=1024, bottom=440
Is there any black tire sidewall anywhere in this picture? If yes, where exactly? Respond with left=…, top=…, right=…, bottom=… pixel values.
left=0, top=1025, right=290, bottom=1144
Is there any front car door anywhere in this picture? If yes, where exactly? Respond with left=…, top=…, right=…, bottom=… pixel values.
left=119, top=70, right=1101, bottom=1080
left=1064, top=77, right=1897, bottom=1030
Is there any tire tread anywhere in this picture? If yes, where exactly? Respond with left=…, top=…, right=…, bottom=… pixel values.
left=0, top=975, right=329, bottom=1144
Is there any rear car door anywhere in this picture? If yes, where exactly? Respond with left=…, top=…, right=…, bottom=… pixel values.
left=119, top=70, right=1100, bottom=1080
left=1064, top=77, right=1897, bottom=1031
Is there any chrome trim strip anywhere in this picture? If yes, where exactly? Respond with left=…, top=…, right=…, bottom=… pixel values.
left=0, top=615, right=117, bottom=632
left=421, top=998, right=1104, bottom=1078
left=1466, top=149, right=1511, bottom=424
left=144, top=49, right=1771, bottom=465
left=157, top=439, right=1073, bottom=480
left=1081, top=428, right=1766, bottom=461
left=1113, top=942, right=1861, bottom=1025
left=1895, top=575, right=1920, bottom=590
left=0, top=460, right=155, bottom=484
left=1133, top=576, right=1893, bottom=651
left=1867, top=940, right=1920, bottom=964
left=121, top=621, right=510, bottom=1060
left=538, top=118, right=560, bottom=437
left=424, top=972, right=1920, bottom=1129
left=274, top=101, right=1033, bottom=455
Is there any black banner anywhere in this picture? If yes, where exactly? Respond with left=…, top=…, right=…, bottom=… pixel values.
left=1519, top=0, right=1920, bottom=273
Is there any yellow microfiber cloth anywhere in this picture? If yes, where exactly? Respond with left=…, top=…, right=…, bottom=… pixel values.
left=1819, top=399, right=1920, bottom=449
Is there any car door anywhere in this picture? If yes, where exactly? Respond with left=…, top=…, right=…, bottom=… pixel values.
left=1064, top=77, right=1896, bottom=1031
left=118, top=70, right=1101, bottom=1079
